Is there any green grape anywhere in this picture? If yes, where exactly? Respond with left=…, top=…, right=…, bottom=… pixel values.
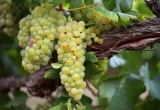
left=28, top=48, right=35, bottom=56
left=62, top=66, right=70, bottom=74
left=74, top=94, right=81, bottom=101
left=57, top=26, right=65, bottom=33
left=27, top=63, right=34, bottom=70
left=71, top=88, right=78, bottom=95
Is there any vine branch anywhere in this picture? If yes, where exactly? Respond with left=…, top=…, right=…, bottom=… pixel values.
left=85, top=80, right=98, bottom=96
left=63, top=2, right=101, bottom=12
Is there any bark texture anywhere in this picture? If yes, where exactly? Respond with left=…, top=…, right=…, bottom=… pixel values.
left=87, top=18, right=160, bottom=59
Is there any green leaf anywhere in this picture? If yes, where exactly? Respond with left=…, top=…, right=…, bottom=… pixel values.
left=54, top=97, right=68, bottom=105
left=139, top=63, right=160, bottom=100
left=44, top=68, right=60, bottom=79
left=85, top=52, right=98, bottom=63
left=84, top=0, right=93, bottom=6
left=117, top=12, right=137, bottom=22
left=66, top=98, right=72, bottom=109
left=84, top=62, right=103, bottom=79
left=51, top=63, right=63, bottom=69
left=142, top=99, right=160, bottom=110
left=0, top=93, right=10, bottom=106
left=102, top=0, right=115, bottom=11
left=52, top=0, right=65, bottom=7
left=48, top=103, right=66, bottom=110
left=125, top=9, right=141, bottom=18
left=70, top=0, right=82, bottom=9
left=99, top=73, right=129, bottom=99
left=93, top=4, right=119, bottom=22
left=96, top=59, right=108, bottom=71
left=80, top=96, right=92, bottom=110
left=6, top=0, right=12, bottom=4
left=99, top=74, right=145, bottom=110
left=119, top=51, right=142, bottom=73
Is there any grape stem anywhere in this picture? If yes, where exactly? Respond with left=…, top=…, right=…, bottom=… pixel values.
left=63, top=2, right=102, bottom=12
left=77, top=100, right=84, bottom=108
left=85, top=22, right=95, bottom=27
left=85, top=80, right=98, bottom=96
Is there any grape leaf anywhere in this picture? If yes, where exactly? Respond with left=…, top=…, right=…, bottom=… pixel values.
left=125, top=9, right=141, bottom=18
left=117, top=12, right=137, bottom=22
left=65, top=0, right=71, bottom=4
left=85, top=52, right=98, bottom=63
left=139, top=63, right=160, bottom=100
left=52, top=0, right=65, bottom=7
left=96, top=59, right=108, bottom=71
left=141, top=99, right=160, bottom=110
left=44, top=68, right=60, bottom=79
left=48, top=103, right=66, bottom=110
left=84, top=0, right=93, bottom=6
left=70, top=0, right=82, bottom=9
left=99, top=73, right=129, bottom=99
left=84, top=62, right=103, bottom=79
left=93, top=4, right=119, bottom=22
left=80, top=96, right=92, bottom=110
left=54, top=97, right=68, bottom=105
left=99, top=74, right=145, bottom=110
left=51, top=62, right=63, bottom=69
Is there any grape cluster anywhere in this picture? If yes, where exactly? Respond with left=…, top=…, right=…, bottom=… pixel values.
left=0, top=0, right=21, bottom=36
left=17, top=3, right=66, bottom=73
left=55, top=20, right=103, bottom=100
left=18, top=3, right=106, bottom=101
left=55, top=21, right=87, bottom=100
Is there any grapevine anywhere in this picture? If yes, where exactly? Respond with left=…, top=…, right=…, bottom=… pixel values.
left=17, top=2, right=107, bottom=100
left=16, top=0, right=139, bottom=103
left=0, top=0, right=157, bottom=110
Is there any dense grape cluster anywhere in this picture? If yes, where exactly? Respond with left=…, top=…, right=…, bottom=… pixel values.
left=17, top=3, right=108, bottom=101
left=55, top=21, right=87, bottom=100
left=17, top=3, right=66, bottom=73
left=0, top=0, right=21, bottom=36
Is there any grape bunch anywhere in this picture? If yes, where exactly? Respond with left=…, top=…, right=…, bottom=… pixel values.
left=0, top=0, right=21, bottom=36
left=17, top=3, right=66, bottom=73
left=55, top=21, right=86, bottom=100
left=17, top=3, right=106, bottom=101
